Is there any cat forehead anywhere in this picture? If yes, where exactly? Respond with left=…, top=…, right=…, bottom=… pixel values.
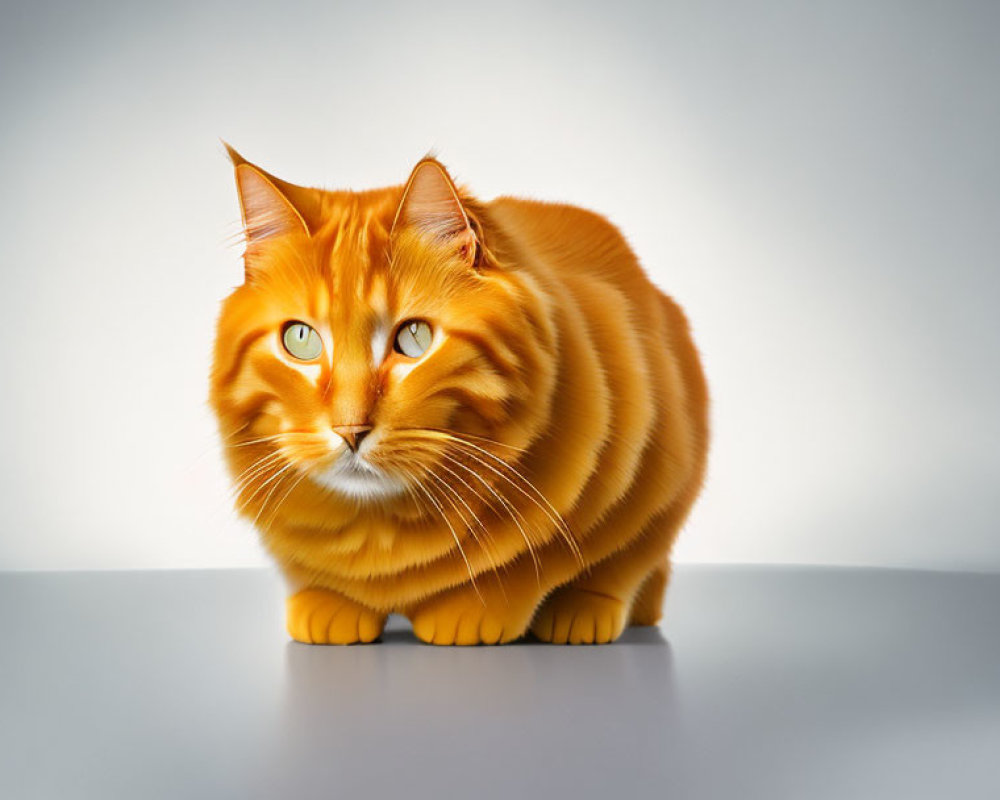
left=290, top=207, right=391, bottom=300
left=315, top=188, right=396, bottom=241
left=317, top=202, right=390, bottom=261
left=254, top=188, right=465, bottom=316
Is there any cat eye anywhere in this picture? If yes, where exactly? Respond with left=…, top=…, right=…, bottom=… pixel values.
left=282, top=321, right=323, bottom=361
left=393, top=319, right=433, bottom=358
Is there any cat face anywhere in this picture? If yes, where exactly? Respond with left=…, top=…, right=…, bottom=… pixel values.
left=211, top=155, right=555, bottom=512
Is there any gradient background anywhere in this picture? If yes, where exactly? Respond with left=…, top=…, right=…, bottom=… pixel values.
left=1, top=0, right=997, bottom=571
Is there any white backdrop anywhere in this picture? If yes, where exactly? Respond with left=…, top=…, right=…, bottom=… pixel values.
left=1, top=0, right=997, bottom=571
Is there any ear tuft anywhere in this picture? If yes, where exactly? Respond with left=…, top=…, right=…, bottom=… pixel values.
left=221, top=140, right=247, bottom=167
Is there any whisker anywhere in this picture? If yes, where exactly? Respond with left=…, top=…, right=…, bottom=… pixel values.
left=401, top=480, right=431, bottom=518
left=432, top=458, right=504, bottom=538
left=422, top=467, right=507, bottom=599
left=229, top=451, right=285, bottom=497
left=236, top=457, right=293, bottom=514
left=225, top=434, right=288, bottom=449
left=421, top=428, right=528, bottom=454
left=229, top=463, right=282, bottom=505
left=439, top=452, right=542, bottom=585
left=395, top=429, right=581, bottom=562
left=450, top=444, right=574, bottom=560
left=250, top=462, right=298, bottom=527
left=446, top=438, right=584, bottom=564
left=217, top=422, right=252, bottom=443
left=392, top=429, right=581, bottom=562
left=409, top=474, right=483, bottom=604
left=262, top=466, right=310, bottom=528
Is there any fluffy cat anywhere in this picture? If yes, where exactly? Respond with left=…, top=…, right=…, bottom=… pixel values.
left=210, top=146, right=709, bottom=645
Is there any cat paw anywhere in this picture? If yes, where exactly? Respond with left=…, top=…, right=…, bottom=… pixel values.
left=531, top=587, right=627, bottom=644
left=409, top=594, right=527, bottom=646
left=286, top=589, right=386, bottom=645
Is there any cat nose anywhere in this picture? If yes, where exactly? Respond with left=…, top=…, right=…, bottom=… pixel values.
left=333, top=424, right=373, bottom=452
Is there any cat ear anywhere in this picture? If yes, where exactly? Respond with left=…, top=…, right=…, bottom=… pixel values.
left=392, top=158, right=479, bottom=265
left=224, top=143, right=319, bottom=244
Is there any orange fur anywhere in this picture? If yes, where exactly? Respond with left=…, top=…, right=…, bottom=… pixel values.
left=210, top=147, right=710, bottom=645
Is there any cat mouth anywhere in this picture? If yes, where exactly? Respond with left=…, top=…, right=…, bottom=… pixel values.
left=308, top=452, right=408, bottom=501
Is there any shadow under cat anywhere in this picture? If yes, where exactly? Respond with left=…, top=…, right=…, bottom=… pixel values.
left=260, top=618, right=683, bottom=799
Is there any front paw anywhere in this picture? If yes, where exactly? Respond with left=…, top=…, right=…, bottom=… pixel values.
left=286, top=589, right=386, bottom=645
left=409, top=591, right=532, bottom=646
left=531, top=587, right=627, bottom=644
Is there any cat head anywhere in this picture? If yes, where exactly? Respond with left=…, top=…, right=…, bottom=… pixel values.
left=210, top=148, right=556, bottom=515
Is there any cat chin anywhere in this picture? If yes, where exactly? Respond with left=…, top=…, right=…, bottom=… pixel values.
left=308, top=458, right=408, bottom=503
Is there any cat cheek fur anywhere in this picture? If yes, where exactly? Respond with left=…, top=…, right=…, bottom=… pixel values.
left=210, top=148, right=709, bottom=645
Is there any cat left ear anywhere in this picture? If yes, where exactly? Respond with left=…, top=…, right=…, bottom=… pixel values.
left=392, top=159, right=479, bottom=266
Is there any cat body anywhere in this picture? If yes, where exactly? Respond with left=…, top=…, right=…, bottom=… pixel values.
left=210, top=149, right=709, bottom=645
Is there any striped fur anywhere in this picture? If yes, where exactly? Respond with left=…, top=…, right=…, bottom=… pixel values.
left=210, top=149, right=710, bottom=645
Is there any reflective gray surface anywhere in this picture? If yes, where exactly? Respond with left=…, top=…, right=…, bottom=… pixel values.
left=1, top=567, right=998, bottom=799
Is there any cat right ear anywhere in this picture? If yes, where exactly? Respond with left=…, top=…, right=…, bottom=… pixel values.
left=224, top=143, right=315, bottom=244
left=392, top=158, right=480, bottom=267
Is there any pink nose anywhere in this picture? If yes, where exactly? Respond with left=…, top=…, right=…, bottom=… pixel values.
left=333, top=424, right=373, bottom=452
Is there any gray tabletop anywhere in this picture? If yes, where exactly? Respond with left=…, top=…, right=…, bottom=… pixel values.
left=1, top=566, right=997, bottom=799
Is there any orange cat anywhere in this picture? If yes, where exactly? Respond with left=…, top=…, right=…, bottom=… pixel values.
left=210, top=146, right=709, bottom=645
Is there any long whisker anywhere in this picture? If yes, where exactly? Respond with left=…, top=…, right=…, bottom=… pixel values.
left=418, top=428, right=528, bottom=454
left=228, top=453, right=284, bottom=499
left=398, top=430, right=582, bottom=564
left=236, top=457, right=293, bottom=514
left=423, top=468, right=489, bottom=540
left=395, top=469, right=433, bottom=518
left=402, top=480, right=431, bottom=518
left=446, top=438, right=584, bottom=564
left=227, top=430, right=328, bottom=449
left=250, top=462, right=298, bottom=527
left=388, top=442, right=504, bottom=554
left=439, top=451, right=542, bottom=585
left=187, top=434, right=247, bottom=470
left=422, top=467, right=507, bottom=600
left=229, top=451, right=285, bottom=498
left=255, top=442, right=335, bottom=527
left=263, top=466, right=311, bottom=528
left=230, top=446, right=282, bottom=478
left=432, top=458, right=505, bottom=542
left=226, top=434, right=288, bottom=449
left=217, top=422, right=251, bottom=443
left=450, top=443, right=577, bottom=561
left=392, top=429, right=579, bottom=560
left=410, top=474, right=483, bottom=604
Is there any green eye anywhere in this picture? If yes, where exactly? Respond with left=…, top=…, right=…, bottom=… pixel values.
left=282, top=321, right=323, bottom=361
left=394, top=319, right=433, bottom=358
